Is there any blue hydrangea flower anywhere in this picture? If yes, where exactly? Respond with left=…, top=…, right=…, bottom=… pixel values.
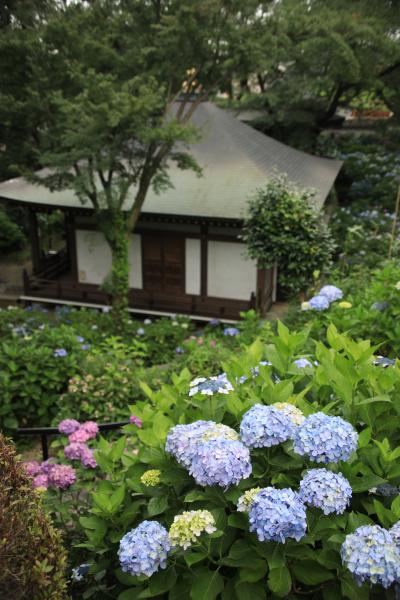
left=165, top=420, right=238, bottom=467
left=209, top=319, right=220, bottom=327
left=373, top=356, right=396, bottom=368
left=341, top=525, right=400, bottom=588
left=137, top=328, right=145, bottom=336
left=292, top=412, right=358, bottom=464
left=294, top=358, right=313, bottom=368
left=248, top=487, right=307, bottom=543
left=371, top=301, right=390, bottom=312
left=118, top=521, right=171, bottom=577
left=54, top=348, right=68, bottom=357
left=223, top=327, right=239, bottom=336
left=165, top=420, right=216, bottom=467
left=309, top=295, right=330, bottom=311
left=240, top=404, right=294, bottom=449
left=189, top=438, right=252, bottom=487
left=390, top=521, right=400, bottom=550
left=175, top=346, right=184, bottom=354
left=189, top=373, right=233, bottom=396
left=319, top=285, right=343, bottom=302
left=299, top=468, right=352, bottom=514
left=71, top=563, right=90, bottom=582
left=76, top=336, right=85, bottom=343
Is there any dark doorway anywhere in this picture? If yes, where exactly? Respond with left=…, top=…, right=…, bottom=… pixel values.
left=142, top=234, right=185, bottom=294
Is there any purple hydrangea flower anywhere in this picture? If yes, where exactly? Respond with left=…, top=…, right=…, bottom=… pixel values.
left=48, top=464, right=76, bottom=489
left=299, top=468, right=352, bottom=514
left=223, top=327, right=239, bottom=337
left=58, top=419, right=81, bottom=435
left=118, top=521, right=171, bottom=577
left=54, top=348, right=68, bottom=357
left=240, top=404, right=294, bottom=449
left=23, top=460, right=41, bottom=477
left=175, top=346, right=184, bottom=354
left=80, top=421, right=99, bottom=438
left=341, top=525, right=400, bottom=588
left=189, top=438, right=251, bottom=487
left=292, top=412, right=358, bottom=463
left=80, top=446, right=97, bottom=469
left=249, top=487, right=307, bottom=543
left=64, top=442, right=87, bottom=461
left=130, top=415, right=143, bottom=427
left=294, top=358, right=313, bottom=369
left=319, top=285, right=343, bottom=302
left=309, top=295, right=330, bottom=311
left=32, top=473, right=49, bottom=489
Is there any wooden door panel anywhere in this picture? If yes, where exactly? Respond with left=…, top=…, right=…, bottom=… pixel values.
left=142, top=234, right=185, bottom=293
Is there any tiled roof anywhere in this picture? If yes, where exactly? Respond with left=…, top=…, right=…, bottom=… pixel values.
left=0, top=101, right=342, bottom=219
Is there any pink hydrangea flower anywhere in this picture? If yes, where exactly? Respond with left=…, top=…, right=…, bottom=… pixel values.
left=48, top=464, right=76, bottom=490
left=68, top=428, right=93, bottom=443
left=80, top=421, right=99, bottom=439
left=64, top=442, right=87, bottom=461
left=32, top=473, right=49, bottom=489
left=129, top=415, right=143, bottom=428
left=58, top=419, right=81, bottom=435
left=23, top=460, right=41, bottom=477
left=80, top=446, right=97, bottom=469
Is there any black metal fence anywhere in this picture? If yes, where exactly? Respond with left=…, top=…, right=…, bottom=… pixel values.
left=16, top=421, right=130, bottom=461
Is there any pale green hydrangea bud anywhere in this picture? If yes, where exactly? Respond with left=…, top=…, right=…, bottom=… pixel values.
left=237, top=487, right=261, bottom=512
left=273, top=402, right=305, bottom=426
left=201, top=423, right=239, bottom=442
left=169, top=510, right=216, bottom=549
left=140, top=469, right=161, bottom=487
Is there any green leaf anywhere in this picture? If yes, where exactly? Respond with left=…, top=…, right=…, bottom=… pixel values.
left=235, top=582, right=267, bottom=600
left=267, top=566, right=291, bottom=598
left=110, top=485, right=126, bottom=513
left=118, top=589, right=143, bottom=600
left=190, top=569, right=224, bottom=600
left=110, top=436, right=126, bottom=462
left=147, top=495, right=168, bottom=517
left=184, top=552, right=207, bottom=567
left=138, top=567, right=177, bottom=597
left=292, top=561, right=334, bottom=585
left=341, top=574, right=369, bottom=600
left=349, top=474, right=387, bottom=493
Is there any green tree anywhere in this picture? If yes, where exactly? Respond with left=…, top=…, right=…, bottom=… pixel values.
left=1, top=0, right=244, bottom=322
left=228, top=0, right=400, bottom=149
left=242, top=175, right=336, bottom=298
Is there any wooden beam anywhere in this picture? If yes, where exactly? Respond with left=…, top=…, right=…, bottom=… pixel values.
left=200, top=224, right=208, bottom=298
left=28, top=208, right=41, bottom=274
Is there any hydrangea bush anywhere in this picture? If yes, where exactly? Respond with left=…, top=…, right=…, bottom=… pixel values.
left=46, top=322, right=400, bottom=599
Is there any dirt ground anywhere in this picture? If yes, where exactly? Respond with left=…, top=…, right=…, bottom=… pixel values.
left=0, top=251, right=31, bottom=297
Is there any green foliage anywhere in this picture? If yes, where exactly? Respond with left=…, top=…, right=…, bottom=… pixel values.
left=44, top=323, right=400, bottom=599
left=0, top=208, right=25, bottom=252
left=242, top=175, right=335, bottom=297
left=0, top=434, right=68, bottom=599
left=285, top=261, right=400, bottom=358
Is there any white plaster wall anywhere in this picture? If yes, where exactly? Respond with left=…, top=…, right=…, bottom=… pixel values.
left=185, top=238, right=201, bottom=295
left=76, top=230, right=142, bottom=289
left=207, top=241, right=257, bottom=300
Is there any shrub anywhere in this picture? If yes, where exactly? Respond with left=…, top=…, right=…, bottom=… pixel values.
left=0, top=435, right=68, bottom=599
left=242, top=175, right=335, bottom=298
left=50, top=324, right=400, bottom=599
left=0, top=208, right=26, bottom=252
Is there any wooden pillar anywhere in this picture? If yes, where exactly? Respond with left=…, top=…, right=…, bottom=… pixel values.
left=28, top=208, right=41, bottom=274
left=65, top=211, right=78, bottom=280
left=200, top=223, right=208, bottom=298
